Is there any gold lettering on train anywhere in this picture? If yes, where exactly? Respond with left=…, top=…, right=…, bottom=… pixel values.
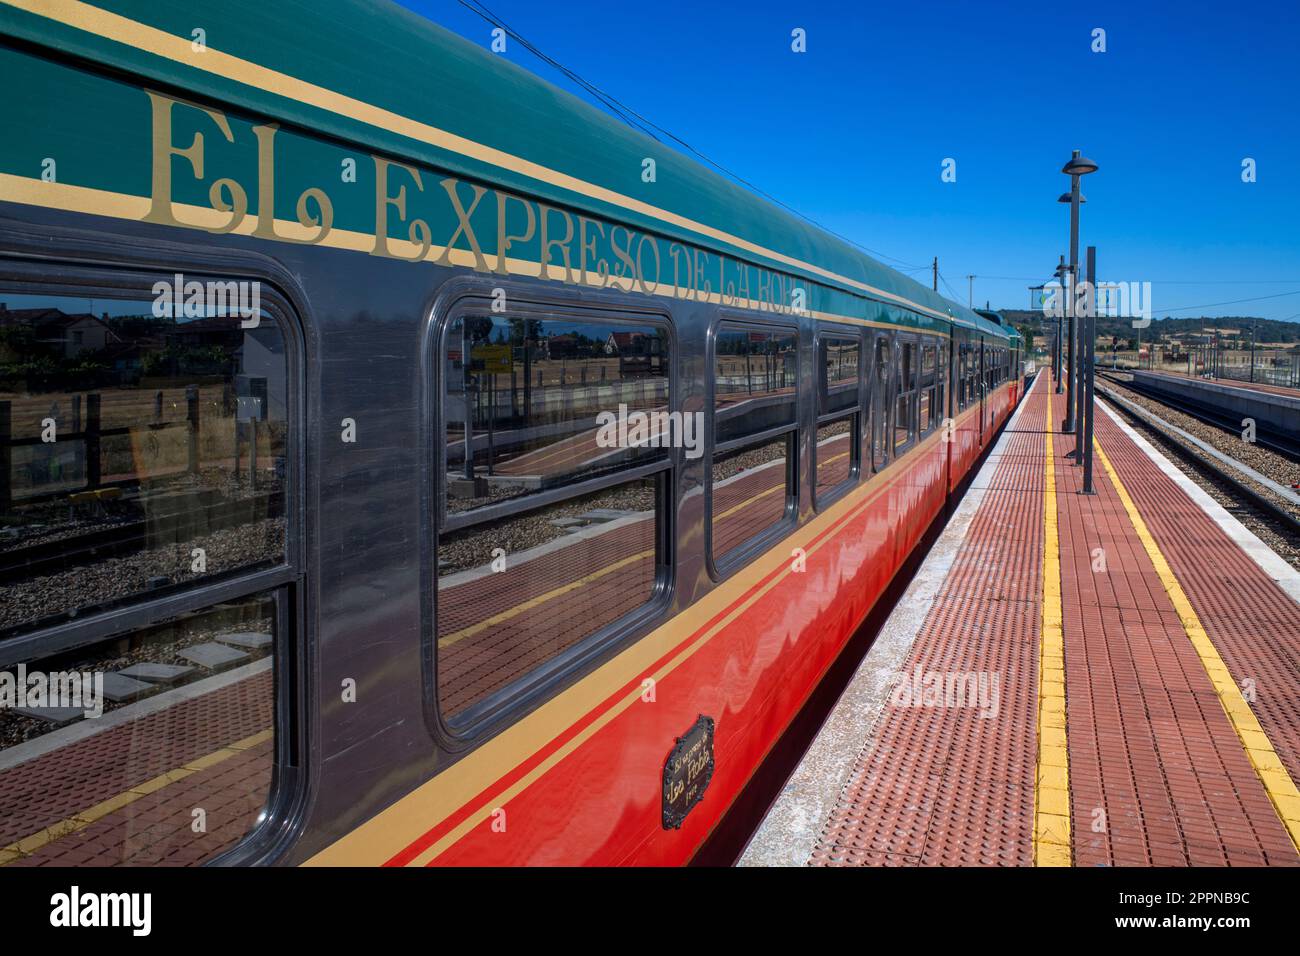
left=577, top=216, right=609, bottom=287
left=372, top=157, right=431, bottom=261
left=494, top=190, right=536, bottom=275
left=538, top=203, right=576, bottom=284
left=143, top=89, right=238, bottom=231
left=608, top=224, right=637, bottom=292
left=436, top=177, right=489, bottom=270
left=140, top=89, right=804, bottom=315
left=251, top=123, right=334, bottom=244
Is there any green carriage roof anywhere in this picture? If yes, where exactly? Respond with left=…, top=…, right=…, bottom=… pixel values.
left=0, top=0, right=1006, bottom=338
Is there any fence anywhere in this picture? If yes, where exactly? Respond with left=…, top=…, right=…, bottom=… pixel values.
left=1, top=384, right=274, bottom=513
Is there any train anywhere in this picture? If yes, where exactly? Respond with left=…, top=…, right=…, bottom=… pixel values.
left=0, top=0, right=1021, bottom=867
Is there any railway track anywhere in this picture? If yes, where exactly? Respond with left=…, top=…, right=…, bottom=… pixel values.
left=1100, top=371, right=1300, bottom=462
left=1094, top=378, right=1300, bottom=566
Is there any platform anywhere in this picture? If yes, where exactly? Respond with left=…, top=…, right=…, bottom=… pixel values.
left=1130, top=370, right=1300, bottom=439
left=741, top=371, right=1300, bottom=867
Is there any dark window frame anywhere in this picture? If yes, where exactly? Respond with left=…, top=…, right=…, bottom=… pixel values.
left=870, top=330, right=894, bottom=472
left=706, top=314, right=800, bottom=581
left=424, top=284, right=677, bottom=747
left=812, top=323, right=863, bottom=510
left=0, top=248, right=307, bottom=868
left=892, top=333, right=919, bottom=457
left=918, top=339, right=938, bottom=437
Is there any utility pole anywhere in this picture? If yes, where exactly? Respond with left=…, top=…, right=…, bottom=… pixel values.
left=932, top=257, right=938, bottom=292
left=966, top=275, right=975, bottom=308
left=1059, top=150, right=1098, bottom=438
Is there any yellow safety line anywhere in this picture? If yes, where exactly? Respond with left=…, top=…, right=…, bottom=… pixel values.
left=1093, top=439, right=1300, bottom=853
left=1034, top=383, right=1072, bottom=866
left=0, top=728, right=272, bottom=866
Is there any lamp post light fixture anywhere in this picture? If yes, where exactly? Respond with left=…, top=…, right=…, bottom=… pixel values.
left=1060, top=149, right=1097, bottom=445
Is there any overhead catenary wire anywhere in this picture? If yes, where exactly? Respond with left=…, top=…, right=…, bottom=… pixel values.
left=454, top=0, right=929, bottom=273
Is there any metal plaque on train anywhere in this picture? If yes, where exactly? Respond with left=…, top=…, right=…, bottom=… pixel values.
left=662, top=715, right=715, bottom=829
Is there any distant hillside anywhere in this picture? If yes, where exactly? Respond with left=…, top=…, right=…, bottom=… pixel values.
left=998, top=311, right=1300, bottom=348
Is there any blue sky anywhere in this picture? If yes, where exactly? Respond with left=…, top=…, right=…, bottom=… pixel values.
left=398, top=0, right=1300, bottom=321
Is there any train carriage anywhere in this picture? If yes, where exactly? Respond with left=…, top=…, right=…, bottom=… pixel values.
left=0, top=0, right=1017, bottom=867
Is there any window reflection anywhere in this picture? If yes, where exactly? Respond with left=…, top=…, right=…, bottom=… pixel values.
left=714, top=327, right=797, bottom=445
left=0, top=592, right=276, bottom=866
left=437, top=477, right=658, bottom=720
left=821, top=335, right=859, bottom=415
left=711, top=437, right=789, bottom=561
left=0, top=292, right=288, bottom=637
left=443, top=315, right=669, bottom=513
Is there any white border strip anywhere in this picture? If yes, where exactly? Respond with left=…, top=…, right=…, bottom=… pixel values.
left=737, top=373, right=1044, bottom=866
left=1098, top=398, right=1300, bottom=605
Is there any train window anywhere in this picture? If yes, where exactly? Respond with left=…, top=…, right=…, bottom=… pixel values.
left=442, top=313, right=670, bottom=516
left=0, top=290, right=289, bottom=637
left=436, top=474, right=664, bottom=722
left=1, top=591, right=280, bottom=866
left=713, top=325, right=797, bottom=444
left=819, top=334, right=860, bottom=416
left=0, top=275, right=298, bottom=867
left=709, top=323, right=797, bottom=571
left=870, top=333, right=892, bottom=471
left=963, top=343, right=975, bottom=409
left=893, top=338, right=917, bottom=454
left=919, top=343, right=936, bottom=435
left=936, top=343, right=948, bottom=425
left=711, top=439, right=790, bottom=560
left=955, top=344, right=965, bottom=411
left=815, top=331, right=860, bottom=506
left=435, top=304, right=671, bottom=732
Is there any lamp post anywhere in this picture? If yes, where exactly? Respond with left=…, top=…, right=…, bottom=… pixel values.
left=1060, top=150, right=1097, bottom=445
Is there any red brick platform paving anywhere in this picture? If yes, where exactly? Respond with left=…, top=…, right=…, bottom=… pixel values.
left=1094, top=409, right=1300, bottom=793
left=0, top=672, right=273, bottom=866
left=808, top=374, right=1300, bottom=866
left=809, top=377, right=1048, bottom=866
left=1055, top=419, right=1295, bottom=866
